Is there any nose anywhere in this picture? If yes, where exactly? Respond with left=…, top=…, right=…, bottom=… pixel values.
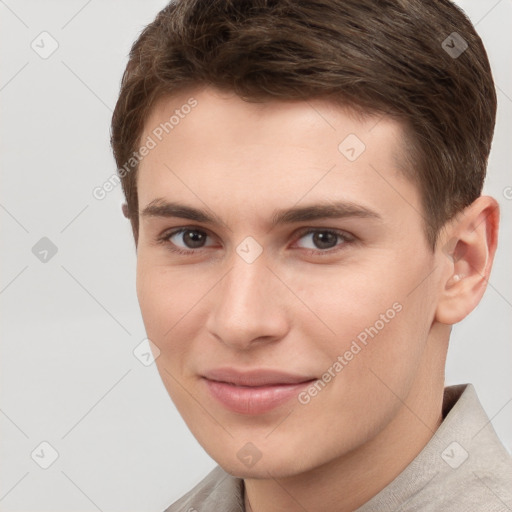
left=205, top=254, right=289, bottom=351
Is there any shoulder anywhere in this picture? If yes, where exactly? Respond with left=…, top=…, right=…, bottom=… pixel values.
left=436, top=452, right=512, bottom=511
left=413, top=383, right=512, bottom=511
left=163, top=465, right=244, bottom=512
left=357, top=383, right=512, bottom=511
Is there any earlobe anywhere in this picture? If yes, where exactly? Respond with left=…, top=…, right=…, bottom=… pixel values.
left=435, top=196, right=499, bottom=325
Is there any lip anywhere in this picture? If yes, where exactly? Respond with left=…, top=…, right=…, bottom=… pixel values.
left=201, top=368, right=316, bottom=415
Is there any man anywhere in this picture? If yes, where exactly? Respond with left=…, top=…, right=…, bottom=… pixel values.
left=111, top=0, right=512, bottom=510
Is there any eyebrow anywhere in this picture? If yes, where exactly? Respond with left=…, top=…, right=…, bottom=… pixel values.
left=140, top=198, right=381, bottom=226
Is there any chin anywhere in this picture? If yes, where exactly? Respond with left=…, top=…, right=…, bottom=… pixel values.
left=218, top=458, right=302, bottom=480
left=204, top=441, right=321, bottom=480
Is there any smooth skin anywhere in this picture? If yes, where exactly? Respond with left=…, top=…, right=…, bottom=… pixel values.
left=134, top=87, right=498, bottom=512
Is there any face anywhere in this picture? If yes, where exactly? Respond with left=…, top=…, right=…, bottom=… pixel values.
left=135, top=87, right=445, bottom=478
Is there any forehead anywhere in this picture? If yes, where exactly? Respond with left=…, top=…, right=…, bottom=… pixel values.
left=136, top=87, right=418, bottom=225
left=141, top=87, right=403, bottom=155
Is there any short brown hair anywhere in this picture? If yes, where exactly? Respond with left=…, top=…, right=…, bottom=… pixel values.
left=111, top=0, right=497, bottom=247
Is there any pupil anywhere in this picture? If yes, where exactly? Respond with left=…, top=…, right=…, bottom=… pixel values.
left=184, top=230, right=205, bottom=248
left=313, top=231, right=337, bottom=249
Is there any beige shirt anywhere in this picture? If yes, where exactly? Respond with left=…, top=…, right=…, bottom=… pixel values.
left=164, top=384, right=512, bottom=511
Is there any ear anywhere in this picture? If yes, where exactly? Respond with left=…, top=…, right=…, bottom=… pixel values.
left=435, top=196, right=499, bottom=325
left=122, top=202, right=130, bottom=219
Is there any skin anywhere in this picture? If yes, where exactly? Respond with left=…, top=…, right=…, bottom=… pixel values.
left=134, top=86, right=499, bottom=512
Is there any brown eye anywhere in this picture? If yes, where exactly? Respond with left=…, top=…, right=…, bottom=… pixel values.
left=182, top=230, right=207, bottom=248
left=165, top=228, right=213, bottom=250
left=296, top=230, right=348, bottom=251
left=311, top=231, right=338, bottom=249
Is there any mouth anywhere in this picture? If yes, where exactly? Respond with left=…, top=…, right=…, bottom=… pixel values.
left=201, top=368, right=317, bottom=415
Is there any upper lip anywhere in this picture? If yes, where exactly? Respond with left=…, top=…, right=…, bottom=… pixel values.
left=202, top=368, right=316, bottom=387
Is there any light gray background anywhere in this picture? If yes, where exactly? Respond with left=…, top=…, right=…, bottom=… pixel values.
left=1, top=1, right=510, bottom=511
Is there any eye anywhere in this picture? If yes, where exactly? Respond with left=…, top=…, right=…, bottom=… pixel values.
left=295, top=229, right=353, bottom=252
left=161, top=228, right=215, bottom=251
left=157, top=227, right=354, bottom=256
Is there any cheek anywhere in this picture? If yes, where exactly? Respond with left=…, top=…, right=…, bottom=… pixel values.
left=136, top=262, right=200, bottom=407
left=291, top=254, right=436, bottom=381
left=137, top=251, right=203, bottom=322
left=136, top=257, right=224, bottom=376
left=136, top=264, right=168, bottom=336
left=136, top=260, right=196, bottom=348
left=286, top=263, right=402, bottom=344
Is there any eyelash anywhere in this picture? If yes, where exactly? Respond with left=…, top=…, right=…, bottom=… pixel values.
left=157, top=227, right=355, bottom=257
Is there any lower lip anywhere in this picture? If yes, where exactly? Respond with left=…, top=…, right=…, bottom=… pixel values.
left=203, top=378, right=315, bottom=415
